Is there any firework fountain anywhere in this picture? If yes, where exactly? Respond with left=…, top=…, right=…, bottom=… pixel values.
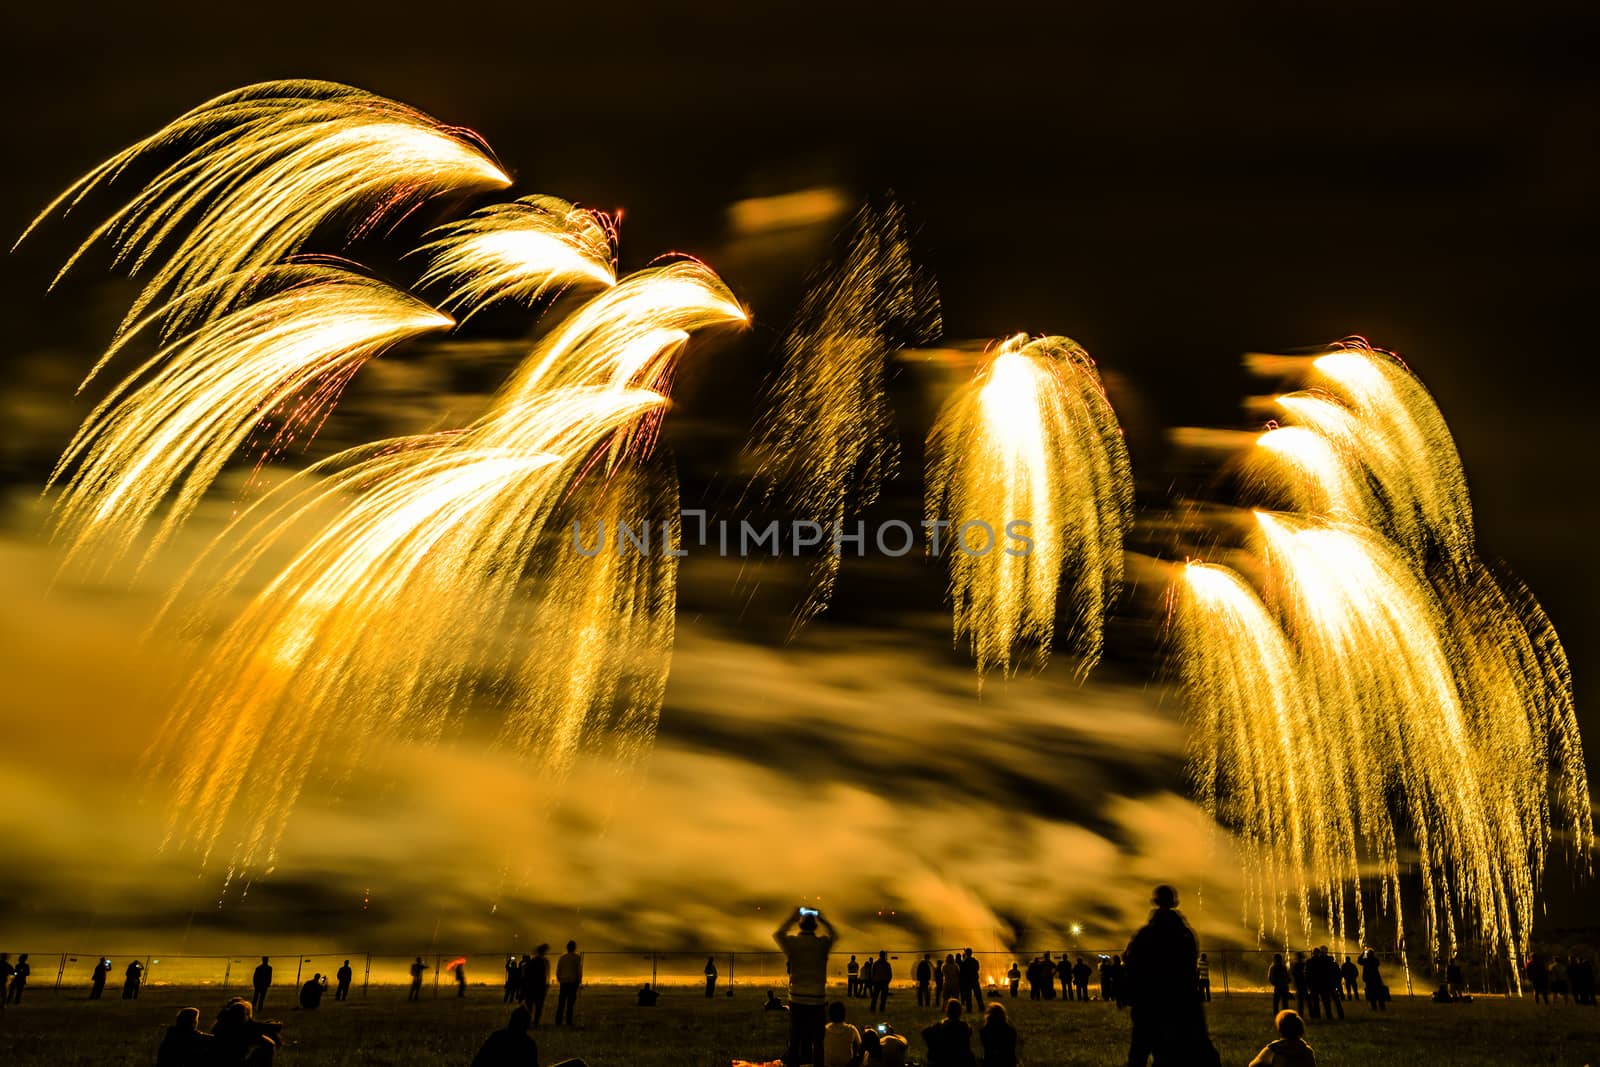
left=1171, top=341, right=1591, bottom=975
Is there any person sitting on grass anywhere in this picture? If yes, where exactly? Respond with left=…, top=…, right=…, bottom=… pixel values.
left=764, top=988, right=787, bottom=1011
left=1248, top=1009, right=1314, bottom=1067
left=156, top=1007, right=213, bottom=1067
left=869, top=1023, right=908, bottom=1067
left=298, top=973, right=326, bottom=1010
left=211, top=997, right=282, bottom=1065
left=636, top=982, right=659, bottom=1006
left=978, top=1001, right=1018, bottom=1067
left=920, top=998, right=976, bottom=1067
left=823, top=1000, right=861, bottom=1067
left=472, top=1005, right=589, bottom=1067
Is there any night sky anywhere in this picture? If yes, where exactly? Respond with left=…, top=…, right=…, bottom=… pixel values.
left=1, top=1, right=1594, bottom=951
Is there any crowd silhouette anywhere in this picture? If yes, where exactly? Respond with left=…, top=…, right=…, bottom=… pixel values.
left=3, top=884, right=1593, bottom=1065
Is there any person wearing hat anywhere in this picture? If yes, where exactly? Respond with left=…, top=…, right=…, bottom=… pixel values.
left=1123, top=885, right=1220, bottom=1067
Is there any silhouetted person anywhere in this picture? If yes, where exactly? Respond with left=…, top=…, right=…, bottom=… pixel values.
left=1359, top=950, right=1386, bottom=1010
left=1111, top=954, right=1128, bottom=1008
left=1446, top=956, right=1464, bottom=1000
left=471, top=1005, right=589, bottom=1067
left=504, top=955, right=521, bottom=1004
left=252, top=956, right=273, bottom=1012
left=1269, top=953, right=1292, bottom=1014
left=921, top=998, right=976, bottom=1067
left=556, top=940, right=582, bottom=1025
left=1123, top=884, right=1220, bottom=1067
left=764, top=988, right=787, bottom=1011
left=298, top=973, right=326, bottom=1010
left=979, top=1001, right=1018, bottom=1067
left=636, top=982, right=658, bottom=1006
left=941, top=955, right=960, bottom=1006
left=959, top=948, right=981, bottom=1012
left=705, top=955, right=719, bottom=998
left=524, top=944, right=551, bottom=1023
left=823, top=999, right=861, bottom=1067
left=1197, top=952, right=1211, bottom=1002
left=1339, top=955, right=1358, bottom=999
left=408, top=956, right=427, bottom=1002
left=1248, top=1008, right=1315, bottom=1067
left=1073, top=956, right=1092, bottom=1001
left=1290, top=952, right=1311, bottom=1017
left=455, top=960, right=468, bottom=998
left=123, top=958, right=144, bottom=999
left=1310, top=947, right=1343, bottom=1020
left=915, top=954, right=934, bottom=1007
left=90, top=956, right=110, bottom=999
left=873, top=1023, right=910, bottom=1067
left=775, top=906, right=837, bottom=1067
left=335, top=959, right=353, bottom=1001
left=6, top=953, right=29, bottom=1004
left=212, top=997, right=282, bottom=1065
left=847, top=954, right=861, bottom=998
left=1039, top=952, right=1056, bottom=1000
left=1059, top=953, right=1072, bottom=1000
left=1007, top=961, right=1021, bottom=998
left=156, top=1006, right=213, bottom=1067
left=869, top=950, right=893, bottom=1011
left=0, top=954, right=11, bottom=1011
left=1026, top=956, right=1043, bottom=1000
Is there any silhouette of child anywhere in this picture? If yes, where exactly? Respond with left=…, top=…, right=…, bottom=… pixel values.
left=1248, top=1009, right=1315, bottom=1067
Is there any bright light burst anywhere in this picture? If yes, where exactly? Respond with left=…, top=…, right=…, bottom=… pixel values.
left=414, top=194, right=617, bottom=320
left=48, top=265, right=452, bottom=574
left=1173, top=341, right=1591, bottom=975
left=19, top=79, right=510, bottom=336
left=927, top=334, right=1132, bottom=676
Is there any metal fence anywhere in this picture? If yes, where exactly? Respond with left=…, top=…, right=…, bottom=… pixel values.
left=5, top=947, right=1500, bottom=999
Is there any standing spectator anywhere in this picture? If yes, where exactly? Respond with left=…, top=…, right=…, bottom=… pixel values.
left=408, top=956, right=428, bottom=1003
left=1309, top=948, right=1343, bottom=1020
left=1006, top=961, right=1021, bottom=998
left=503, top=955, right=521, bottom=1004
left=335, top=959, right=353, bottom=1001
left=0, top=954, right=12, bottom=1012
left=1339, top=955, right=1359, bottom=1000
left=1059, top=953, right=1072, bottom=1001
left=1110, top=954, right=1128, bottom=1008
left=914, top=954, right=934, bottom=1007
left=6, top=954, right=30, bottom=1004
left=524, top=944, right=551, bottom=1024
left=454, top=959, right=469, bottom=998
left=920, top=999, right=976, bottom=1067
left=1197, top=952, right=1211, bottom=1002
left=1248, top=1009, right=1315, bottom=1067
left=978, top=1001, right=1019, bottom=1067
left=705, top=955, right=719, bottom=999
left=822, top=1000, right=861, bottom=1067
left=775, top=906, right=837, bottom=1067
left=122, top=958, right=144, bottom=999
left=869, top=950, right=893, bottom=1012
left=1291, top=952, right=1312, bottom=1018
left=252, top=956, right=273, bottom=1012
left=958, top=949, right=981, bottom=1012
left=1269, top=953, right=1292, bottom=1014
left=1099, top=955, right=1112, bottom=1003
left=1359, top=950, right=1386, bottom=1010
left=941, top=955, right=960, bottom=1007
left=90, top=956, right=110, bottom=1000
left=1039, top=952, right=1056, bottom=1000
left=1026, top=957, right=1044, bottom=1001
left=847, top=955, right=861, bottom=998
left=1122, top=884, right=1220, bottom=1067
left=1072, top=956, right=1092, bottom=1002
left=556, top=941, right=582, bottom=1025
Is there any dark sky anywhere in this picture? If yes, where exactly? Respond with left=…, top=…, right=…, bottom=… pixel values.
left=0, top=1, right=1594, bottom=945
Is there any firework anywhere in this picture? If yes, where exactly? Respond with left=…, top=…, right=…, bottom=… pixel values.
left=414, top=194, right=617, bottom=320
left=752, top=200, right=941, bottom=626
left=20, top=79, right=509, bottom=336
left=48, top=265, right=451, bottom=574
left=927, top=334, right=1132, bottom=676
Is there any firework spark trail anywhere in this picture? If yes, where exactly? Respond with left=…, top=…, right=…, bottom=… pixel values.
left=414, top=194, right=617, bottom=320
left=926, top=334, right=1133, bottom=677
left=149, top=268, right=744, bottom=875
left=753, top=200, right=941, bottom=627
left=1175, top=341, right=1590, bottom=971
left=19, top=79, right=510, bottom=336
left=47, top=265, right=452, bottom=574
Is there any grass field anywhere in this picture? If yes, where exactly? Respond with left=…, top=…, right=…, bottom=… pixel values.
left=0, top=984, right=1595, bottom=1065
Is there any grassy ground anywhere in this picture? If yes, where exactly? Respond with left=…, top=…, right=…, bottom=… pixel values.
left=0, top=984, right=1595, bottom=1065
